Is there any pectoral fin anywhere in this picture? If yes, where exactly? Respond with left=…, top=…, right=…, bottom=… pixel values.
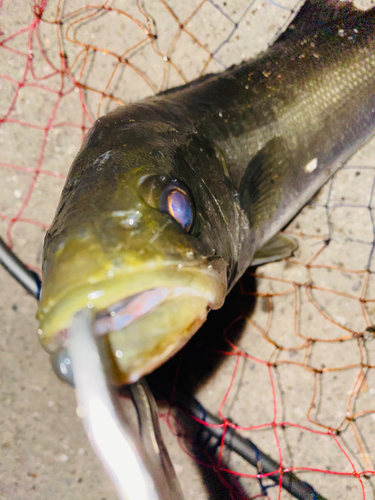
left=239, top=137, right=290, bottom=228
left=250, top=233, right=298, bottom=267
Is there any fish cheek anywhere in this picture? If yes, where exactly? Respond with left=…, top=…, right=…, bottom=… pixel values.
left=172, top=140, right=234, bottom=256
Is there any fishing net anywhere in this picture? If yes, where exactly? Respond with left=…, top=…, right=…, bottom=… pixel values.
left=1, top=0, right=375, bottom=499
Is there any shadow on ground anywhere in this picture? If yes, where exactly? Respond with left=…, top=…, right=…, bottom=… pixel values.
left=147, top=270, right=258, bottom=499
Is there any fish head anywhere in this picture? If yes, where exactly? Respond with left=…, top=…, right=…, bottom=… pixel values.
left=37, top=107, right=232, bottom=384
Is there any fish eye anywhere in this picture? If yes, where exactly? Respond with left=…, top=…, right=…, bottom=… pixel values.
left=138, top=175, right=194, bottom=231
left=161, top=188, right=193, bottom=231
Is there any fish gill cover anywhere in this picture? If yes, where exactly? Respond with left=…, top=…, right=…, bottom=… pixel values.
left=0, top=0, right=375, bottom=499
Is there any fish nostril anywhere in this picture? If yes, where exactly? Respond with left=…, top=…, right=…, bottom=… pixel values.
left=111, top=210, right=142, bottom=229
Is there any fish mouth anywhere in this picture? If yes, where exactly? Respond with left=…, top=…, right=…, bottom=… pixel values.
left=38, top=263, right=226, bottom=384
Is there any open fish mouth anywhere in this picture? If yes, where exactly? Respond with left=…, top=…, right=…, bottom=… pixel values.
left=95, top=285, right=210, bottom=335
left=97, top=284, right=214, bottom=383
left=39, top=263, right=226, bottom=384
left=95, top=287, right=173, bottom=335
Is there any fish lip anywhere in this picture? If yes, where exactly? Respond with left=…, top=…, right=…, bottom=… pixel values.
left=37, top=259, right=227, bottom=353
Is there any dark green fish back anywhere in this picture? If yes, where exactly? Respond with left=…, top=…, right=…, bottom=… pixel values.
left=150, top=0, right=375, bottom=278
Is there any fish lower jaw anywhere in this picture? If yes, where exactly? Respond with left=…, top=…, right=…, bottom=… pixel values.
left=111, top=294, right=210, bottom=384
left=50, top=286, right=212, bottom=385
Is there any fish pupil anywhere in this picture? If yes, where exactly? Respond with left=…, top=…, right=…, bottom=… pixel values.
left=138, top=174, right=194, bottom=231
left=167, top=190, right=192, bottom=230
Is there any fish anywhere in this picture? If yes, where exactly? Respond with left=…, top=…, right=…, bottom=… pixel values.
left=36, top=0, right=375, bottom=385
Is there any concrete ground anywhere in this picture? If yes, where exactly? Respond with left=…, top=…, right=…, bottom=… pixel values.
left=1, top=0, right=375, bottom=499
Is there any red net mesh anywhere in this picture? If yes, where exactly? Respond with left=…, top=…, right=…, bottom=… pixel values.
left=1, top=1, right=375, bottom=499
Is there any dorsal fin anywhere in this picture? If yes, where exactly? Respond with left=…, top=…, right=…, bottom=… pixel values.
left=275, top=0, right=366, bottom=44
